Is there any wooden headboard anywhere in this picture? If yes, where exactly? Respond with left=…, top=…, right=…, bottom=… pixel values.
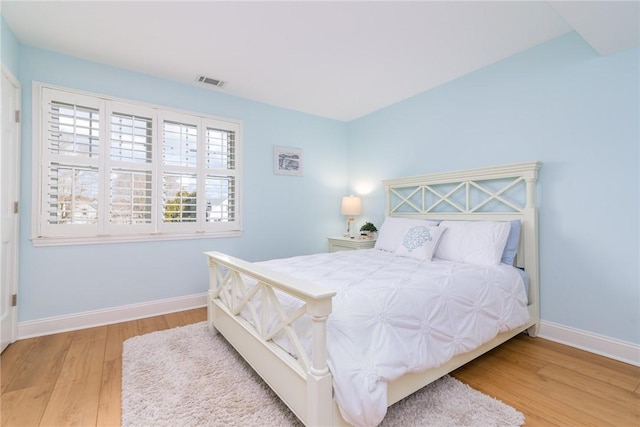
left=382, top=161, right=541, bottom=315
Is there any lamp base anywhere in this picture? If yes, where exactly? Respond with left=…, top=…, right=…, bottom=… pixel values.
left=344, top=216, right=355, bottom=238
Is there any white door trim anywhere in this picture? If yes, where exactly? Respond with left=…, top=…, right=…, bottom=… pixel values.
left=1, top=64, right=21, bottom=352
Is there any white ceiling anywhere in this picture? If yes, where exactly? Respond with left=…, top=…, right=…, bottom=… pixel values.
left=2, top=1, right=638, bottom=121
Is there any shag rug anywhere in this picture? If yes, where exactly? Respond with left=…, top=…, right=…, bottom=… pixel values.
left=122, top=322, right=524, bottom=427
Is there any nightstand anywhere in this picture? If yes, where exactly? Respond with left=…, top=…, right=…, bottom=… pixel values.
left=327, top=236, right=376, bottom=252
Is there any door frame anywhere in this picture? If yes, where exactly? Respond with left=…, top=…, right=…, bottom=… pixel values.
left=1, top=64, right=21, bottom=352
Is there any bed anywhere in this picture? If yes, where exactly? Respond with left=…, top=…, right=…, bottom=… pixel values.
left=205, top=161, right=541, bottom=426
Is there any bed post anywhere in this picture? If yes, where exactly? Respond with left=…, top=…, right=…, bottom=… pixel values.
left=384, top=181, right=391, bottom=220
left=524, top=163, right=541, bottom=337
left=306, top=298, right=334, bottom=426
left=207, top=256, right=219, bottom=336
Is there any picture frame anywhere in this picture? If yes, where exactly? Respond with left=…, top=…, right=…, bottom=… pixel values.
left=273, top=146, right=303, bottom=176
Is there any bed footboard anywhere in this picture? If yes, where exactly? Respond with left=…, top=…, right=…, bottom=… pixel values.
left=205, top=251, right=338, bottom=426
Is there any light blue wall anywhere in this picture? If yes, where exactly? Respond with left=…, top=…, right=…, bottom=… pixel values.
left=1, top=15, right=19, bottom=75
left=347, top=33, right=640, bottom=344
left=17, top=45, right=349, bottom=322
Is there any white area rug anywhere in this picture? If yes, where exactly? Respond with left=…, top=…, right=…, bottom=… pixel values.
left=122, top=322, right=524, bottom=427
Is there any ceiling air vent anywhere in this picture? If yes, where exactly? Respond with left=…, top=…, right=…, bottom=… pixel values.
left=197, top=76, right=225, bottom=88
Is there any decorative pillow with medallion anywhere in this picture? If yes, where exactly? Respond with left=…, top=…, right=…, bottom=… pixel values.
left=374, top=217, right=440, bottom=252
left=394, top=225, right=446, bottom=261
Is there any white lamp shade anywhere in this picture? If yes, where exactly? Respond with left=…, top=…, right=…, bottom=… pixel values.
left=341, top=196, right=362, bottom=216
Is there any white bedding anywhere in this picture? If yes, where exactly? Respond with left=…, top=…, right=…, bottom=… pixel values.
left=252, top=249, right=530, bottom=427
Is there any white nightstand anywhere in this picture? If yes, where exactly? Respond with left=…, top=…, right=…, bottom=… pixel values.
left=327, top=236, right=376, bottom=252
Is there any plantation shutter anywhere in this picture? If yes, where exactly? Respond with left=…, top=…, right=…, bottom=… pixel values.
left=203, top=119, right=239, bottom=227
left=40, top=89, right=103, bottom=237
left=159, top=112, right=200, bottom=232
left=107, top=103, right=155, bottom=234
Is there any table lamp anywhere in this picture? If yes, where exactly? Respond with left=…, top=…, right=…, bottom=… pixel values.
left=341, top=195, right=362, bottom=237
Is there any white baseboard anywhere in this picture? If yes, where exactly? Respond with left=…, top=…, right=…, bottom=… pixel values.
left=17, top=293, right=207, bottom=340
left=539, top=320, right=640, bottom=367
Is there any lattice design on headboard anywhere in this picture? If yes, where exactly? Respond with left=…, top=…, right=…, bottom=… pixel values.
left=389, top=176, right=526, bottom=214
left=383, top=161, right=540, bottom=217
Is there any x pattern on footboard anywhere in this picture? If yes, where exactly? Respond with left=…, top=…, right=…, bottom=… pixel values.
left=207, top=252, right=337, bottom=382
left=206, top=252, right=337, bottom=425
left=211, top=264, right=312, bottom=373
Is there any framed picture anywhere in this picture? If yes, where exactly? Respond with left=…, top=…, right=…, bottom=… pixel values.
left=274, top=146, right=303, bottom=176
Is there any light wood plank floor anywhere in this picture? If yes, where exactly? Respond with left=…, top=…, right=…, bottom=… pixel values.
left=2, top=307, right=638, bottom=426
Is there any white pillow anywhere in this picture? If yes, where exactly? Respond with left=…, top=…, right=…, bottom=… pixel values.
left=374, top=217, right=440, bottom=252
left=434, top=220, right=510, bottom=266
left=395, top=225, right=446, bottom=261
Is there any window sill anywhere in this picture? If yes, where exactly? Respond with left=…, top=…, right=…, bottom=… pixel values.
left=31, top=230, right=243, bottom=247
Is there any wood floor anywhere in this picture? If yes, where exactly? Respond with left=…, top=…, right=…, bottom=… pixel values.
left=1, top=307, right=638, bottom=426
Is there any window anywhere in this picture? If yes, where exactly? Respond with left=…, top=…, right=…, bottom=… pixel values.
left=34, top=84, right=242, bottom=245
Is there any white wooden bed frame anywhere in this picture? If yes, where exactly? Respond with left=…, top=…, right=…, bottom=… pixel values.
left=205, top=161, right=541, bottom=426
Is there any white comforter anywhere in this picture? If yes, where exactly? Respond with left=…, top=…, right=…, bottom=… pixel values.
left=255, top=249, right=530, bottom=427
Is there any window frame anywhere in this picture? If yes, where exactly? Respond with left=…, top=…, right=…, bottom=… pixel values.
left=32, top=82, right=243, bottom=247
